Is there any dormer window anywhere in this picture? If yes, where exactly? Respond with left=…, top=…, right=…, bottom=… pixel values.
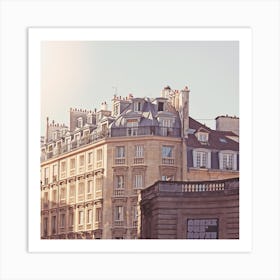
left=160, top=118, right=172, bottom=136
left=77, top=117, right=83, bottom=128
left=127, top=119, right=138, bottom=136
left=134, top=101, right=142, bottom=112
left=158, top=102, right=164, bottom=111
left=87, top=115, right=92, bottom=124
left=197, top=131, right=209, bottom=143
left=53, top=131, right=57, bottom=140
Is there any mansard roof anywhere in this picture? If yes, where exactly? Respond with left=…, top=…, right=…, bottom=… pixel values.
left=187, top=117, right=239, bottom=151
left=110, top=98, right=181, bottom=128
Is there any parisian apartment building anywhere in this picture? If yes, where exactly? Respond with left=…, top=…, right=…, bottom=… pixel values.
left=40, top=86, right=239, bottom=239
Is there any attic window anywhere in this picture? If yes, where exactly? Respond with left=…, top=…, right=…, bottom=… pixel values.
left=52, top=131, right=57, bottom=140
left=158, top=102, right=164, bottom=111
left=219, top=138, right=227, bottom=143
left=197, top=132, right=208, bottom=143
left=87, top=115, right=92, bottom=124
left=127, top=119, right=138, bottom=136
left=77, top=117, right=83, bottom=128
left=134, top=102, right=142, bottom=112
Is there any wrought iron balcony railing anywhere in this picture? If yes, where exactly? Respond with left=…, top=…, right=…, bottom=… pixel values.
left=41, top=126, right=181, bottom=162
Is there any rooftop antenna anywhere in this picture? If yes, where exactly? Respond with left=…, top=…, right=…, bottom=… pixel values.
left=112, top=86, right=118, bottom=96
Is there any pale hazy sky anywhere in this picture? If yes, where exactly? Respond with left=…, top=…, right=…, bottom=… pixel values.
left=41, top=41, right=239, bottom=136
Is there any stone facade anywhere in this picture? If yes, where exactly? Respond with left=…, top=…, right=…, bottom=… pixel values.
left=140, top=178, right=239, bottom=239
left=40, top=86, right=239, bottom=239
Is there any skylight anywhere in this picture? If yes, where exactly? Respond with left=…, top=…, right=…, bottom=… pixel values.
left=219, top=138, right=227, bottom=143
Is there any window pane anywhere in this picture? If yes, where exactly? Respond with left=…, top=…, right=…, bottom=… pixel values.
left=162, top=146, right=173, bottom=158
left=116, top=146, right=125, bottom=158
left=135, top=145, right=143, bottom=157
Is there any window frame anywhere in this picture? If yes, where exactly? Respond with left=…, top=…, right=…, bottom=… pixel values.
left=193, top=149, right=211, bottom=169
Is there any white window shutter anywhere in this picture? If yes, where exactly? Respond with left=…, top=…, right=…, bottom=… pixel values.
left=193, top=150, right=197, bottom=167
left=233, top=153, right=237, bottom=170
left=207, top=152, right=211, bottom=169
left=193, top=150, right=197, bottom=168
left=218, top=152, right=223, bottom=169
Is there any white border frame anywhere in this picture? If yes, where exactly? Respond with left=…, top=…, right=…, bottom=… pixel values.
left=28, top=27, right=252, bottom=253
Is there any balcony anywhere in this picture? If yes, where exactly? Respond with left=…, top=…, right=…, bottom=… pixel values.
left=115, top=158, right=125, bottom=165
left=133, top=157, right=144, bottom=164
left=162, top=158, right=174, bottom=165
left=111, top=126, right=180, bottom=138
left=78, top=225, right=84, bottom=231
left=114, top=220, right=124, bottom=227
left=96, top=161, right=103, bottom=168
left=41, top=126, right=181, bottom=162
left=113, top=189, right=125, bottom=197
left=94, top=221, right=102, bottom=229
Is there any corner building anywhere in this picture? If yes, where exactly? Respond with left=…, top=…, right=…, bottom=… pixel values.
left=40, top=86, right=239, bottom=239
left=40, top=86, right=190, bottom=239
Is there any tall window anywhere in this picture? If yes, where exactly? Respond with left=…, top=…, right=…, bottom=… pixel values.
left=116, top=175, right=124, bottom=189
left=70, top=158, right=75, bottom=169
left=52, top=190, right=57, bottom=203
left=96, top=149, right=103, bottom=167
left=162, top=146, right=174, bottom=164
left=69, top=212, right=74, bottom=226
left=51, top=216, right=56, bottom=234
left=134, top=174, right=143, bottom=188
left=60, top=187, right=66, bottom=200
left=162, top=146, right=173, bottom=158
left=79, top=155, right=85, bottom=166
left=196, top=151, right=207, bottom=168
left=44, top=167, right=49, bottom=184
left=87, top=209, right=93, bottom=224
left=95, top=177, right=102, bottom=191
left=61, top=161, right=66, bottom=174
left=60, top=213, right=65, bottom=228
left=87, top=180, right=93, bottom=193
left=43, top=217, right=48, bottom=236
left=78, top=210, right=84, bottom=225
left=87, top=152, right=93, bottom=164
left=135, top=145, right=144, bottom=158
left=43, top=192, right=48, bottom=207
left=114, top=206, right=124, bottom=221
left=69, top=184, right=75, bottom=197
left=116, top=146, right=125, bottom=158
left=78, top=182, right=84, bottom=195
left=95, top=208, right=102, bottom=223
left=115, top=146, right=125, bottom=164
left=53, top=164, right=58, bottom=181
left=222, top=153, right=233, bottom=170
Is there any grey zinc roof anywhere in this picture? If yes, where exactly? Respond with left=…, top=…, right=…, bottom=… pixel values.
left=110, top=98, right=180, bottom=128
